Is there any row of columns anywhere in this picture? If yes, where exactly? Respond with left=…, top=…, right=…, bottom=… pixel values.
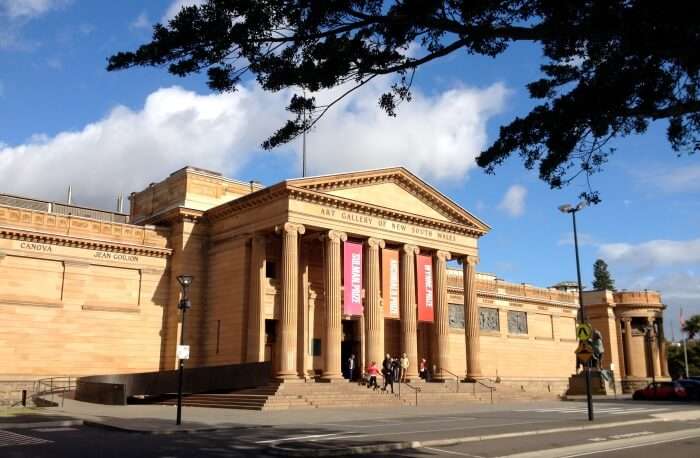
left=271, top=223, right=481, bottom=381
left=620, top=316, right=668, bottom=379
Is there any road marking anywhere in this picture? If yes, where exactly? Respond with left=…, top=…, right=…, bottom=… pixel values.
left=515, top=407, right=668, bottom=416
left=322, top=417, right=476, bottom=429
left=0, top=429, right=52, bottom=447
left=587, top=431, right=653, bottom=442
left=255, top=432, right=354, bottom=444
left=424, top=446, right=485, bottom=457
left=32, top=427, right=78, bottom=432
left=494, top=427, right=700, bottom=458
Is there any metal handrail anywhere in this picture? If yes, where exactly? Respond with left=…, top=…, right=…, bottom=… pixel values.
left=440, top=368, right=460, bottom=393
left=471, top=378, right=496, bottom=404
left=400, top=382, right=421, bottom=406
left=34, top=376, right=76, bottom=407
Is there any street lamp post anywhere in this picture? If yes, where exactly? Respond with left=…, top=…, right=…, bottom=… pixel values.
left=176, top=274, right=193, bottom=426
left=559, top=201, right=594, bottom=421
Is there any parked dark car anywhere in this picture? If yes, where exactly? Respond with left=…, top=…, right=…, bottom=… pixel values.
left=632, top=381, right=688, bottom=401
left=677, top=379, right=700, bottom=401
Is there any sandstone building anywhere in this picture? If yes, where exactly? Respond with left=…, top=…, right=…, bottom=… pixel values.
left=0, top=167, right=668, bottom=400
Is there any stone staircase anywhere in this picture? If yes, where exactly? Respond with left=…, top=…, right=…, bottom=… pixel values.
left=159, top=378, right=560, bottom=411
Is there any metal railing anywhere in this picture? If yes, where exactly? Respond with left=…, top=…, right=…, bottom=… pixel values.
left=34, top=376, right=76, bottom=407
left=398, top=381, right=421, bottom=406
left=472, top=379, right=496, bottom=404
left=440, top=368, right=461, bottom=393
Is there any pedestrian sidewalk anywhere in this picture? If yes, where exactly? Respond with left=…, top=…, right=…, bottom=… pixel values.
left=19, top=396, right=567, bottom=434
left=0, top=406, right=83, bottom=430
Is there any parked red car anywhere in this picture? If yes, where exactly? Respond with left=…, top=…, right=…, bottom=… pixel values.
left=632, top=382, right=688, bottom=401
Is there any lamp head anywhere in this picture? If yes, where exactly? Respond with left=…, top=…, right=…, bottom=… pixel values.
left=558, top=204, right=574, bottom=213
left=177, top=275, right=194, bottom=288
left=575, top=200, right=589, bottom=211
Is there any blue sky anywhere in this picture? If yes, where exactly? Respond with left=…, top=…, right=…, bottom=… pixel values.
left=1, top=1, right=698, bottom=336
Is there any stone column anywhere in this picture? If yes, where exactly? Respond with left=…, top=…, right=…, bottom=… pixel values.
left=462, top=255, right=481, bottom=379
left=649, top=318, right=662, bottom=378
left=400, top=244, right=420, bottom=379
left=657, top=318, right=669, bottom=377
left=365, top=238, right=385, bottom=368
left=433, top=250, right=452, bottom=381
left=622, top=318, right=636, bottom=377
left=276, top=222, right=305, bottom=380
left=322, top=230, right=347, bottom=380
left=297, top=241, right=310, bottom=378
left=617, top=320, right=627, bottom=378
left=246, top=234, right=267, bottom=363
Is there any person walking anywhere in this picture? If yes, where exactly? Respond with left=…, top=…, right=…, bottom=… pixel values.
left=382, top=354, right=394, bottom=393
left=367, top=361, right=380, bottom=390
left=400, top=353, right=409, bottom=383
left=391, top=357, right=400, bottom=385
left=347, top=354, right=356, bottom=381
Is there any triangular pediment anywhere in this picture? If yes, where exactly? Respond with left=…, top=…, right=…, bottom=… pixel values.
left=287, top=168, right=490, bottom=234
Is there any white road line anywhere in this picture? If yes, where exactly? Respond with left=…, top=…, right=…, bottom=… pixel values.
left=0, top=430, right=52, bottom=447
left=32, top=427, right=78, bottom=432
left=495, top=427, right=700, bottom=458
left=424, top=446, right=485, bottom=457
left=255, top=432, right=355, bottom=444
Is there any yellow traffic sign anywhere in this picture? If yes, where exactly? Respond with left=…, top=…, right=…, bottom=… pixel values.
left=575, top=341, right=594, bottom=363
left=576, top=323, right=593, bottom=341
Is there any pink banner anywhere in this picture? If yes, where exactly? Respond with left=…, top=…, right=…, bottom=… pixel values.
left=382, top=249, right=400, bottom=319
left=343, top=241, right=363, bottom=315
left=416, top=254, right=434, bottom=322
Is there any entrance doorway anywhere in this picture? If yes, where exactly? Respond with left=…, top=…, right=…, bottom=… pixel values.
left=341, top=319, right=360, bottom=380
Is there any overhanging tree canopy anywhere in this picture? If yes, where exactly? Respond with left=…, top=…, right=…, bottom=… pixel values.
left=108, top=1, right=700, bottom=202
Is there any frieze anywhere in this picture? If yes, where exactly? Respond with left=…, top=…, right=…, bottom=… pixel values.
left=317, top=206, right=461, bottom=243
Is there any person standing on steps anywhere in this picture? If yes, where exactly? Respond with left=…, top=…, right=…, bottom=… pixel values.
left=400, top=353, right=409, bottom=383
left=382, top=353, right=394, bottom=393
left=391, top=356, right=400, bottom=385
left=347, top=354, right=356, bottom=381
left=419, top=358, right=428, bottom=380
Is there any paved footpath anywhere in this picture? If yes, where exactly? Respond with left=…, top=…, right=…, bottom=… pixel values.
left=2, top=399, right=700, bottom=456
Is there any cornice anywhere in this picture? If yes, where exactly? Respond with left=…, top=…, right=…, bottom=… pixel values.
left=0, top=226, right=172, bottom=258
left=447, top=284, right=579, bottom=309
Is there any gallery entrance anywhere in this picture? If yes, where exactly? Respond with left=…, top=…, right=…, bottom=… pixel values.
left=341, top=319, right=360, bottom=380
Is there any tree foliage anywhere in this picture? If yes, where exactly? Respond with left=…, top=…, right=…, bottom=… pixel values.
left=592, top=258, right=615, bottom=290
left=683, top=315, right=700, bottom=340
left=667, top=339, right=700, bottom=379
left=108, top=1, right=700, bottom=202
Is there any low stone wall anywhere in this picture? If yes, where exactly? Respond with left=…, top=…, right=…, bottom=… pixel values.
left=0, top=376, right=40, bottom=407
left=493, top=377, right=571, bottom=396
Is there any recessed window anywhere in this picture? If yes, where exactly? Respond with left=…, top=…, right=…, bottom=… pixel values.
left=265, top=319, right=277, bottom=343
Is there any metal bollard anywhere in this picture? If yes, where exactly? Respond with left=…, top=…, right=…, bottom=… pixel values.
left=21, top=390, right=27, bottom=407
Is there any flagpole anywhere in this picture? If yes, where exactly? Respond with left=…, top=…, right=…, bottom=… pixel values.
left=681, top=307, right=689, bottom=378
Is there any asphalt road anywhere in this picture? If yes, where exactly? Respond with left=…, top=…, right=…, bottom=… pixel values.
left=2, top=401, right=700, bottom=457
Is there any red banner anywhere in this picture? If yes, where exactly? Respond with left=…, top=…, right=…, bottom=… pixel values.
left=343, top=241, right=363, bottom=315
left=382, top=249, right=400, bottom=319
left=416, top=254, right=434, bottom=322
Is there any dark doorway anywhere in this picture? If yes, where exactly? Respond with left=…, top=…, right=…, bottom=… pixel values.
left=341, top=319, right=360, bottom=380
left=264, top=319, right=277, bottom=370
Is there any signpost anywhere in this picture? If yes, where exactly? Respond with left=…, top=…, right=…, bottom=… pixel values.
left=576, top=323, right=593, bottom=341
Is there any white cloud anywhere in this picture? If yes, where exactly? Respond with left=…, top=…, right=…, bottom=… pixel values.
left=307, top=81, right=509, bottom=180
left=557, top=232, right=598, bottom=247
left=634, top=164, right=700, bottom=193
left=130, top=11, right=151, bottom=30
left=162, top=0, right=205, bottom=23
left=599, top=239, right=700, bottom=270
left=497, top=185, right=527, bottom=217
left=0, top=0, right=65, bottom=18
left=0, top=80, right=507, bottom=209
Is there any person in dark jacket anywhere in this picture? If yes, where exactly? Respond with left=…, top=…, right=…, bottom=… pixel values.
left=382, top=354, right=394, bottom=393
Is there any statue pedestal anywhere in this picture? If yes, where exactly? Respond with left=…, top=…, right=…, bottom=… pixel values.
left=567, top=370, right=621, bottom=396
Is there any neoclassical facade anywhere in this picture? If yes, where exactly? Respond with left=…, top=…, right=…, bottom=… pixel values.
left=0, top=166, right=666, bottom=398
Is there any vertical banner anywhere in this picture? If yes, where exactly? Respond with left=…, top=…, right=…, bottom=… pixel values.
left=343, top=241, right=363, bottom=315
left=382, top=249, right=400, bottom=319
left=416, top=254, right=434, bottom=322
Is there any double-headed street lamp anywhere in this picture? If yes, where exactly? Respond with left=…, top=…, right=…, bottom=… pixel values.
left=559, top=201, right=594, bottom=421
left=176, top=274, right=194, bottom=426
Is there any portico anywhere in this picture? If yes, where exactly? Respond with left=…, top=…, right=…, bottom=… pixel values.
left=203, top=168, right=490, bottom=381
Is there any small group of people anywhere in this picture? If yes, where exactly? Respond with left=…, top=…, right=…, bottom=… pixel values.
left=363, top=354, right=431, bottom=392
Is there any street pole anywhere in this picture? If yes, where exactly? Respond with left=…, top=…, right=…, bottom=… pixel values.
left=683, top=335, right=690, bottom=378
left=176, top=304, right=187, bottom=426
left=571, top=210, right=594, bottom=422
left=175, top=275, right=193, bottom=426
